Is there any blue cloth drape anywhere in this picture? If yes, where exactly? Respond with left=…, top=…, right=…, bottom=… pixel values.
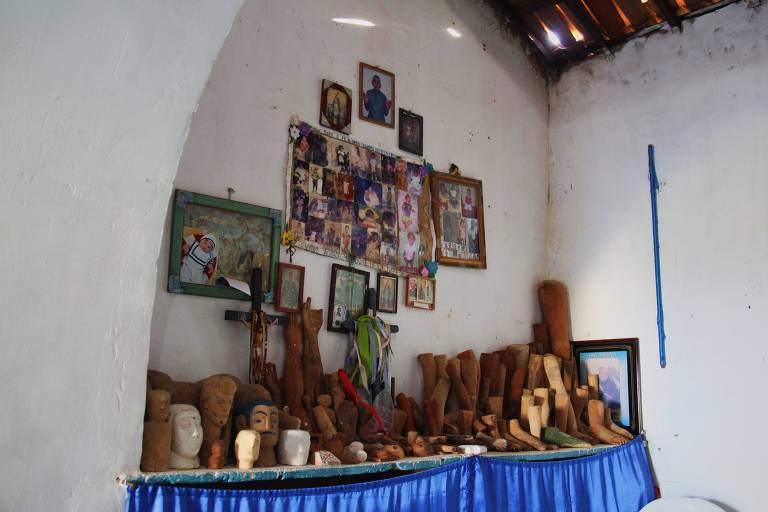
left=126, top=437, right=654, bottom=512
left=473, top=436, right=654, bottom=512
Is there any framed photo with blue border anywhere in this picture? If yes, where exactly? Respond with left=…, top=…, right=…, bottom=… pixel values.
left=167, top=189, right=282, bottom=302
left=572, top=338, right=642, bottom=434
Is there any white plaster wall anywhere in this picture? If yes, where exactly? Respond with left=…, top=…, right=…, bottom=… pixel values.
left=0, top=1, right=242, bottom=509
left=149, top=0, right=549, bottom=401
left=548, top=3, right=767, bottom=510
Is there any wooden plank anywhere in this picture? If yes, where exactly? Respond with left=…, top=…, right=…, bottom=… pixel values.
left=649, top=0, right=682, bottom=29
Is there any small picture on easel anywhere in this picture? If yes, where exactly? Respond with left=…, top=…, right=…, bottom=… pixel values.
left=405, top=275, right=435, bottom=310
left=275, top=263, right=305, bottom=313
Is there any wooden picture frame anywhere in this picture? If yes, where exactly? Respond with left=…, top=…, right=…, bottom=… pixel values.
left=398, top=109, right=423, bottom=156
left=274, top=263, right=305, bottom=313
left=358, top=62, right=395, bottom=128
left=431, top=172, right=487, bottom=268
left=405, top=275, right=436, bottom=310
left=327, top=264, right=370, bottom=332
left=319, top=79, right=352, bottom=134
left=572, top=338, right=642, bottom=434
left=167, top=189, right=281, bottom=302
left=376, top=272, right=398, bottom=314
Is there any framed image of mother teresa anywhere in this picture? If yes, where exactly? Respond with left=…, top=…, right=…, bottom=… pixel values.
left=359, top=62, right=395, bottom=128
left=167, top=189, right=282, bottom=302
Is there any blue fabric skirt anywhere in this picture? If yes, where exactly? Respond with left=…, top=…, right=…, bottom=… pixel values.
left=127, top=437, right=654, bottom=512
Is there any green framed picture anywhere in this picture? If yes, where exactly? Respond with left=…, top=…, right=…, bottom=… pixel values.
left=167, top=189, right=282, bottom=302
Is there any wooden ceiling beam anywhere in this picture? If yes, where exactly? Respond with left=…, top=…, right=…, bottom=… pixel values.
left=650, top=0, right=682, bottom=29
left=516, top=0, right=559, bottom=15
left=488, top=0, right=552, bottom=67
left=562, top=0, right=609, bottom=49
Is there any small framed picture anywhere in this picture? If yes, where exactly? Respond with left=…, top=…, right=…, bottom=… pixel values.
left=319, top=79, right=352, bottom=134
left=572, top=338, right=642, bottom=434
left=431, top=171, right=487, bottom=269
left=359, top=62, right=395, bottom=128
left=328, top=264, right=370, bottom=332
left=398, top=109, right=423, bottom=156
left=376, top=272, right=399, bottom=314
left=274, top=263, right=305, bottom=313
left=405, top=275, right=435, bottom=310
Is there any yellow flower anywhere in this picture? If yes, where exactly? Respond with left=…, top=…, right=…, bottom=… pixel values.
left=281, top=230, right=294, bottom=246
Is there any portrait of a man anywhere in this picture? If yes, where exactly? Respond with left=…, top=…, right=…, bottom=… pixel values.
left=359, top=63, right=395, bottom=128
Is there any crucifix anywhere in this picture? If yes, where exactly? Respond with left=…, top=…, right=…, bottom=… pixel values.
left=221, top=268, right=286, bottom=385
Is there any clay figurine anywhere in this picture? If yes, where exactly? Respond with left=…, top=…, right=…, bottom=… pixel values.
left=278, top=429, right=311, bottom=466
left=251, top=402, right=280, bottom=467
left=587, top=400, right=629, bottom=445
left=407, top=431, right=434, bottom=457
left=283, top=313, right=312, bottom=429
left=169, top=404, right=204, bottom=469
left=140, top=390, right=172, bottom=472
left=234, top=429, right=261, bottom=469
left=208, top=439, right=226, bottom=469
left=341, top=441, right=367, bottom=464
left=301, top=298, right=324, bottom=406
left=198, top=375, right=237, bottom=466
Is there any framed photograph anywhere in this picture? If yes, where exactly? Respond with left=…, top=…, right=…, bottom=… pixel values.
left=431, top=172, right=487, bottom=269
left=275, top=263, right=305, bottom=313
left=168, top=189, right=281, bottom=302
left=319, top=79, right=352, bottom=135
left=572, top=338, right=642, bottom=434
left=359, top=62, right=395, bottom=128
left=327, top=264, right=370, bottom=332
left=376, top=272, right=399, bottom=314
left=398, top=109, right=423, bottom=156
left=405, top=275, right=435, bottom=310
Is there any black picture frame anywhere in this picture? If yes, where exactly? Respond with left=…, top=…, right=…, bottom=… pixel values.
left=376, top=272, right=398, bottom=314
left=572, top=338, right=642, bottom=434
left=398, top=109, right=423, bottom=156
left=327, top=264, right=370, bottom=332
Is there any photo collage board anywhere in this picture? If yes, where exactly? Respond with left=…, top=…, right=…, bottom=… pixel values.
left=286, top=119, right=431, bottom=277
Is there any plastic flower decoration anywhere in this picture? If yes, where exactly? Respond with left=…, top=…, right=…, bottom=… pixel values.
left=424, top=260, right=438, bottom=278
left=281, top=229, right=294, bottom=247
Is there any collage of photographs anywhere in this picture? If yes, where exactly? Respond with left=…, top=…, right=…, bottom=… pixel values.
left=436, top=179, right=482, bottom=261
left=287, top=120, right=429, bottom=277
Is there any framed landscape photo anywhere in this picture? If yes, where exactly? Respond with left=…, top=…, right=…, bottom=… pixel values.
left=168, top=189, right=282, bottom=302
left=431, top=172, right=487, bottom=269
left=359, top=62, right=395, bottom=128
left=319, top=79, right=352, bottom=135
left=275, top=263, right=305, bottom=313
left=405, top=275, right=435, bottom=310
left=376, top=272, right=398, bottom=314
left=327, top=264, right=370, bottom=332
left=398, top=109, right=423, bottom=156
left=572, top=338, right=642, bottom=434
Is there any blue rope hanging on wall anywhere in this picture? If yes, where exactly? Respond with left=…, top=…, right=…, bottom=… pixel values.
left=648, top=145, right=667, bottom=368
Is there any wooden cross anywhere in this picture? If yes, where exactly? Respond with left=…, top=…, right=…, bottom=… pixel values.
left=222, top=268, right=286, bottom=384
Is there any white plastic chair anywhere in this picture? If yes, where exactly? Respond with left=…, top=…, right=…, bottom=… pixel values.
left=640, top=497, right=725, bottom=511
